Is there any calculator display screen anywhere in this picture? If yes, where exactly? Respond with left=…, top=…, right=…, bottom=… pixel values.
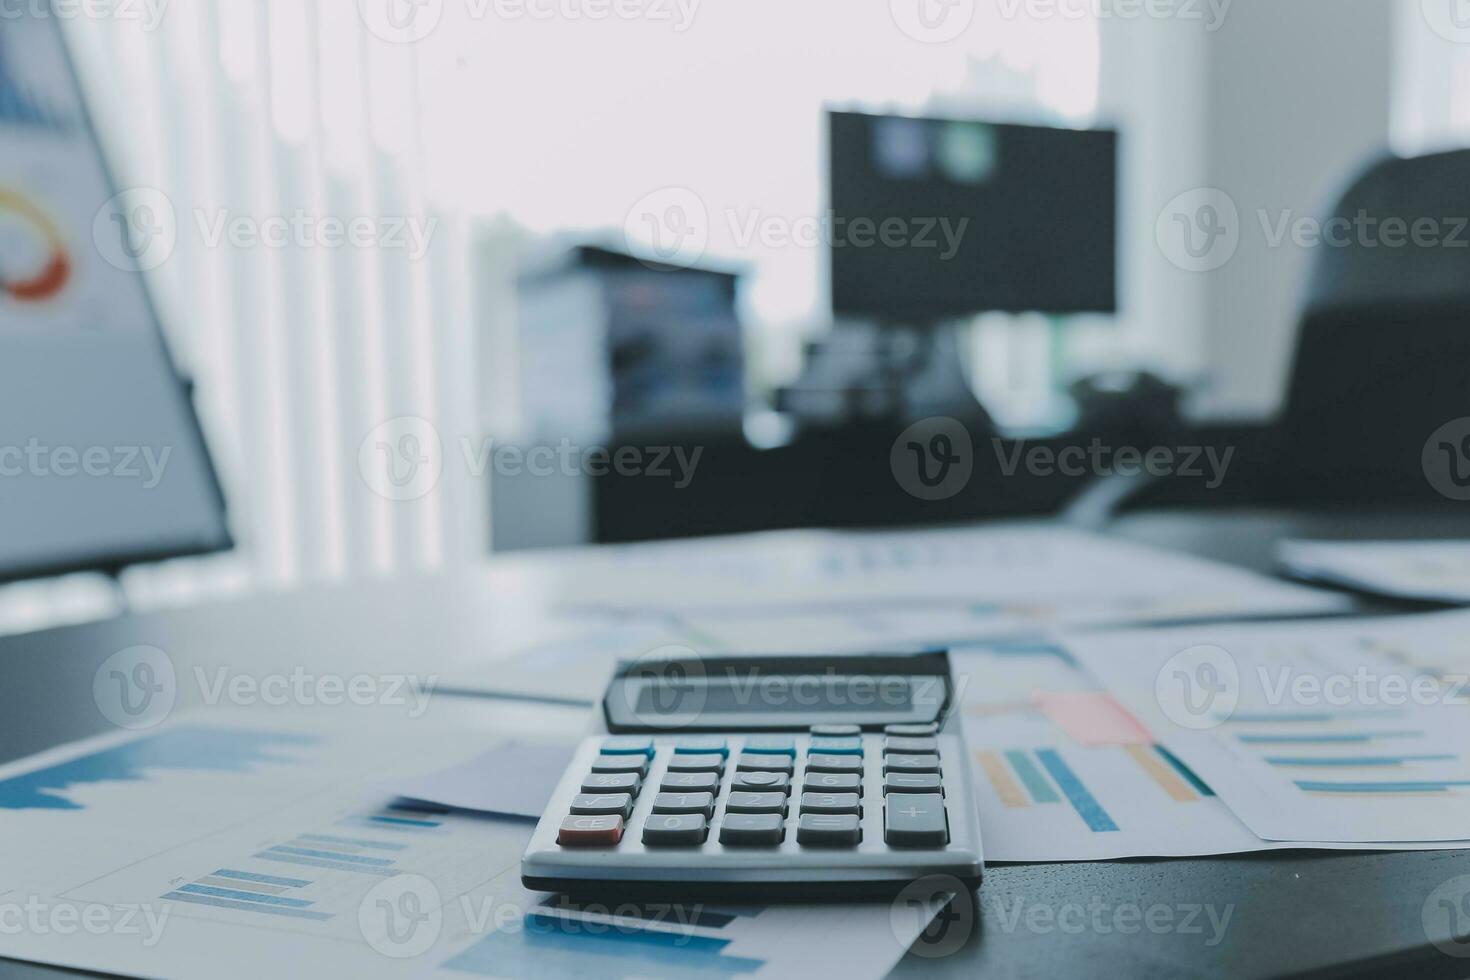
left=604, top=655, right=950, bottom=732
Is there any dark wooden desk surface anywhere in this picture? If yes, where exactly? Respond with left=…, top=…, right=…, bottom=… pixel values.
left=7, top=508, right=1470, bottom=979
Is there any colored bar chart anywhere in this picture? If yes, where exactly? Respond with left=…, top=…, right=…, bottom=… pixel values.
left=1035, top=749, right=1119, bottom=832
left=163, top=869, right=331, bottom=922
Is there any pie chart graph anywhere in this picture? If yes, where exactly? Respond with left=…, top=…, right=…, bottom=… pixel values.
left=0, top=189, right=71, bottom=303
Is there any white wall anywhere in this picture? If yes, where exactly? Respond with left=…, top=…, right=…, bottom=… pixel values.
left=1197, top=0, right=1396, bottom=418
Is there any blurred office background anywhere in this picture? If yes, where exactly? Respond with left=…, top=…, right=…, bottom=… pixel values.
left=4, top=0, right=1468, bottom=631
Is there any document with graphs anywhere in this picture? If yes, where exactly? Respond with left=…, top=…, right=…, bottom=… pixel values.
left=0, top=702, right=941, bottom=980
left=1061, top=611, right=1470, bottom=844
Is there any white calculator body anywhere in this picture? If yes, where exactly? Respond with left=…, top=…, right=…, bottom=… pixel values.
left=521, top=650, right=983, bottom=900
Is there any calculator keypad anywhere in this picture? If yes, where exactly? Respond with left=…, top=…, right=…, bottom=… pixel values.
left=554, top=728, right=956, bottom=852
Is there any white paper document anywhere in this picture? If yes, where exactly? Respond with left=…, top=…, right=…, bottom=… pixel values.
left=1061, top=611, right=1470, bottom=844
left=557, top=525, right=1349, bottom=626
left=951, top=644, right=1291, bottom=861
left=393, top=742, right=576, bottom=819
left=1280, top=540, right=1470, bottom=604
left=0, top=705, right=941, bottom=980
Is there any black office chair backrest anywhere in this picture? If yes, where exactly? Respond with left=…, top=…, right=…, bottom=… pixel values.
left=1274, top=149, right=1470, bottom=505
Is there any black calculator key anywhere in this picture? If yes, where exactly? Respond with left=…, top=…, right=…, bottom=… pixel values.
left=667, top=754, right=725, bottom=773
left=884, top=723, right=938, bottom=737
left=601, top=736, right=655, bottom=756
left=806, top=754, right=863, bottom=774
left=591, top=754, right=650, bottom=775
left=743, top=736, right=796, bottom=755
left=884, top=736, right=938, bottom=755
left=673, top=737, right=728, bottom=757
left=800, top=792, right=862, bottom=816
left=719, top=812, right=785, bottom=846
left=570, top=793, right=634, bottom=818
left=808, top=737, right=863, bottom=755
left=737, top=753, right=794, bottom=774
left=885, top=793, right=949, bottom=848
left=884, top=754, right=941, bottom=774
left=731, top=771, right=790, bottom=794
left=652, top=792, right=715, bottom=817
left=810, top=724, right=861, bottom=737
left=643, top=813, right=708, bottom=846
left=804, top=771, right=861, bottom=792
left=884, top=772, right=943, bottom=795
left=661, top=772, right=720, bottom=793
left=797, top=813, right=861, bottom=847
left=582, top=772, right=642, bottom=795
left=557, top=814, right=624, bottom=846
left=726, top=791, right=788, bottom=814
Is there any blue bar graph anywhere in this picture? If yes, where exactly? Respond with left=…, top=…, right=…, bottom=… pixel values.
left=1035, top=748, right=1118, bottom=832
left=266, top=845, right=394, bottom=867
left=1297, top=781, right=1470, bottom=793
left=297, top=833, right=407, bottom=852
left=445, top=916, right=764, bottom=977
left=211, top=869, right=310, bottom=888
left=177, top=884, right=314, bottom=909
left=1267, top=755, right=1455, bottom=768
left=1226, top=711, right=1404, bottom=723
left=255, top=852, right=395, bottom=876
left=1156, top=746, right=1214, bottom=796
left=1238, top=731, right=1423, bottom=745
left=163, top=891, right=332, bottom=921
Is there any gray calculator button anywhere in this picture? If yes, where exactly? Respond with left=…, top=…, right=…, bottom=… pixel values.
left=885, top=793, right=949, bottom=847
left=806, top=753, right=863, bottom=774
left=730, top=771, right=791, bottom=794
left=883, top=772, right=943, bottom=795
left=667, top=754, right=725, bottom=773
left=591, top=754, right=650, bottom=775
left=652, top=792, right=715, bottom=817
left=884, top=736, right=938, bottom=755
left=661, top=772, right=720, bottom=793
left=581, top=772, right=641, bottom=795
left=883, top=754, right=941, bottom=774
left=726, top=792, right=788, bottom=814
left=811, top=724, right=861, bottom=737
left=570, top=793, right=634, bottom=818
left=736, top=753, right=794, bottom=774
left=642, top=813, right=708, bottom=847
left=797, top=813, right=861, bottom=847
left=804, top=771, right=861, bottom=792
left=799, top=792, right=862, bottom=815
left=884, top=724, right=938, bottom=737
left=808, top=737, right=864, bottom=755
left=719, top=812, right=785, bottom=846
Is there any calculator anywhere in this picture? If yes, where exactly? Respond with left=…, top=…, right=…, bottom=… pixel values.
left=521, top=650, right=983, bottom=900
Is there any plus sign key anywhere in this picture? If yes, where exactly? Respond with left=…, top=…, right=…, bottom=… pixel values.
left=884, top=793, right=948, bottom=848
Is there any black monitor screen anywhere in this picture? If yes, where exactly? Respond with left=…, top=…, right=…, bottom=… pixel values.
left=829, top=110, right=1118, bottom=320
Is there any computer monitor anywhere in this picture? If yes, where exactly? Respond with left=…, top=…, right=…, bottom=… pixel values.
left=0, top=14, right=231, bottom=581
left=828, top=110, right=1118, bottom=321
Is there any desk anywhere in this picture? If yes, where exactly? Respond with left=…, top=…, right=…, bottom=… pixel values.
left=5, top=508, right=1470, bottom=979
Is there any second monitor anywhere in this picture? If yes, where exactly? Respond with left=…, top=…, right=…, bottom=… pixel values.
left=828, top=110, right=1118, bottom=322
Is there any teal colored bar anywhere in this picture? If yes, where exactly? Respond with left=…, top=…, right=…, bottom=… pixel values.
left=1227, top=710, right=1403, bottom=723
left=1154, top=746, right=1214, bottom=796
left=1295, top=781, right=1470, bottom=792
left=1238, top=731, right=1422, bottom=744
left=1266, top=755, right=1455, bottom=767
left=1003, top=750, right=1059, bottom=804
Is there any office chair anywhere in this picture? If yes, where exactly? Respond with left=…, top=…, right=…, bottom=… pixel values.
left=1271, top=148, right=1470, bottom=506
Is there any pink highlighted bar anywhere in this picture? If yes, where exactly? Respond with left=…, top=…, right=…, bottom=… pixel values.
left=1033, top=691, right=1153, bottom=747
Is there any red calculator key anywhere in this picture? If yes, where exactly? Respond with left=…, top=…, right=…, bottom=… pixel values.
left=556, top=814, right=624, bottom=847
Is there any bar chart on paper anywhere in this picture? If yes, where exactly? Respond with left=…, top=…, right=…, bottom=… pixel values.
left=1063, top=612, right=1470, bottom=844
left=953, top=645, right=1274, bottom=862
